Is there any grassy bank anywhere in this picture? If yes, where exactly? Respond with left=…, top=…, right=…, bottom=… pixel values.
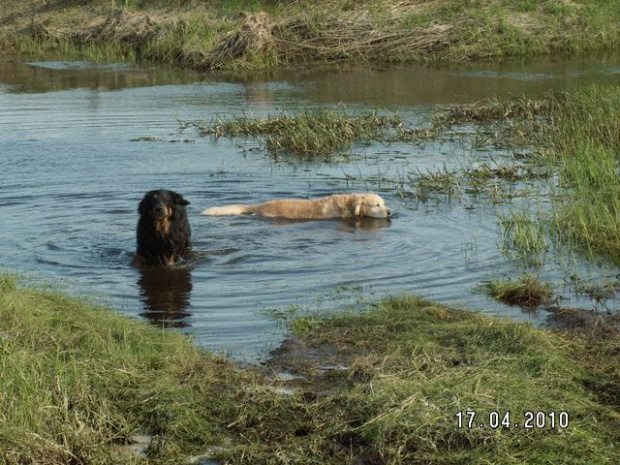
left=3, top=274, right=620, bottom=463
left=0, top=274, right=254, bottom=463
left=1, top=0, right=620, bottom=69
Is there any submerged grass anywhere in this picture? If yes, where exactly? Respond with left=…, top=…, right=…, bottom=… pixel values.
left=6, top=273, right=620, bottom=464
left=425, top=85, right=620, bottom=264
left=408, top=160, right=547, bottom=202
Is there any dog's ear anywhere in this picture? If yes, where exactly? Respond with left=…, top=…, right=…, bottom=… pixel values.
left=173, top=193, right=190, bottom=206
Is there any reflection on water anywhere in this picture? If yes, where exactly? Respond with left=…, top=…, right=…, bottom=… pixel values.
left=0, top=60, right=205, bottom=93
left=137, top=264, right=193, bottom=328
left=2, top=56, right=620, bottom=361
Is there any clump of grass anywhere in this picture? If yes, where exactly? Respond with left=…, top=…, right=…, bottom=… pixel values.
left=184, top=108, right=403, bottom=159
left=432, top=97, right=549, bottom=127
left=546, top=86, right=620, bottom=261
left=499, top=207, right=549, bottom=263
left=407, top=160, right=546, bottom=202
left=480, top=274, right=554, bottom=308
left=408, top=167, right=462, bottom=200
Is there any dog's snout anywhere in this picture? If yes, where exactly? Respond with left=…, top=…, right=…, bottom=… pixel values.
left=386, top=208, right=392, bottom=217
left=155, top=204, right=168, bottom=218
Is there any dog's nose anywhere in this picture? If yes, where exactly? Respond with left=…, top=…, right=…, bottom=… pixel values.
left=386, top=209, right=392, bottom=217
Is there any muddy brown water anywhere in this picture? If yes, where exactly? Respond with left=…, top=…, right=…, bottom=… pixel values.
left=2, top=57, right=620, bottom=361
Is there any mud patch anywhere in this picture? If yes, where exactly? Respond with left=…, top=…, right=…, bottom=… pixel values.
left=545, top=306, right=620, bottom=340
left=263, top=336, right=365, bottom=398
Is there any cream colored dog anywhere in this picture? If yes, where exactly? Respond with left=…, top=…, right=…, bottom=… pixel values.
left=202, top=193, right=392, bottom=220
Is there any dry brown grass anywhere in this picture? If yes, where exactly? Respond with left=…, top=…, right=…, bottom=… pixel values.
left=2, top=0, right=620, bottom=69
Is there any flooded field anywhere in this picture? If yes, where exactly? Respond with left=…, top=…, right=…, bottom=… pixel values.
left=2, top=57, right=620, bottom=361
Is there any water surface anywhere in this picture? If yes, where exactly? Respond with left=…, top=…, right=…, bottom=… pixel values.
left=2, top=57, right=620, bottom=361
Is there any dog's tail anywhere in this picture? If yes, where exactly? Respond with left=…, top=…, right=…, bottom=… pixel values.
left=201, top=204, right=255, bottom=216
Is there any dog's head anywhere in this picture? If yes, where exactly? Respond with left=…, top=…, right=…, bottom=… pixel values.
left=136, top=190, right=191, bottom=266
left=352, top=194, right=392, bottom=219
left=138, top=190, right=190, bottom=222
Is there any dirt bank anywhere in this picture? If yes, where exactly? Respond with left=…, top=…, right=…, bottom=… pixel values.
left=2, top=0, right=619, bottom=69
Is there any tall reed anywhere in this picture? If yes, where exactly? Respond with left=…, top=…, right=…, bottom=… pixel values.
left=546, top=86, right=620, bottom=261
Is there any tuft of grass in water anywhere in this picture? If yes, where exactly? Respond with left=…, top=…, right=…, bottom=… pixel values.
left=479, top=274, right=554, bottom=308
left=408, top=167, right=462, bottom=201
left=499, top=207, right=549, bottom=264
left=573, top=279, right=620, bottom=304
left=184, top=108, right=403, bottom=159
left=407, top=160, right=546, bottom=202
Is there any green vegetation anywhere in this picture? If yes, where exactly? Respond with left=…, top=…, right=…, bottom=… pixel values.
left=407, top=161, right=546, bottom=202
left=0, top=274, right=253, bottom=463
left=410, top=85, right=620, bottom=264
left=183, top=108, right=403, bottom=159
left=573, top=278, right=620, bottom=304
left=479, top=273, right=554, bottom=308
left=5, top=274, right=620, bottom=464
left=280, top=295, right=620, bottom=464
left=546, top=86, right=620, bottom=261
left=499, top=207, right=549, bottom=264
left=2, top=0, right=620, bottom=69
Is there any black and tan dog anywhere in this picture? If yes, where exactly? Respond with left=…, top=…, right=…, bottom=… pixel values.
left=135, top=190, right=191, bottom=266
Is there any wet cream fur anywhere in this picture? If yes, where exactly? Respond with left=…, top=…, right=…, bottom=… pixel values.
left=202, top=193, right=392, bottom=219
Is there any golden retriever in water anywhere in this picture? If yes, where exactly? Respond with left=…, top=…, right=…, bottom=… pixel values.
left=202, top=193, right=392, bottom=220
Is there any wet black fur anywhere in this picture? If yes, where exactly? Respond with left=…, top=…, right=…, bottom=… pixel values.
left=136, top=190, right=191, bottom=265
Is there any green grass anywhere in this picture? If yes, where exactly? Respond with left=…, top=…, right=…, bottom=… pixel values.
left=499, top=207, right=549, bottom=263
left=184, top=108, right=403, bottom=159
left=546, top=86, right=620, bottom=261
left=284, top=295, right=620, bottom=464
left=424, top=85, right=620, bottom=264
left=0, top=274, right=250, bottom=463
left=478, top=274, right=554, bottom=308
left=3, top=274, right=620, bottom=463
